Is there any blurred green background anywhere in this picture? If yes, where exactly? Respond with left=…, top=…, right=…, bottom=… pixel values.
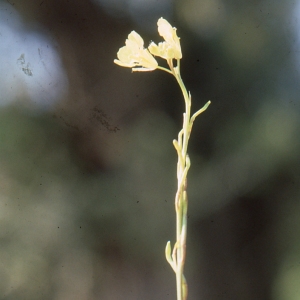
left=1, top=0, right=300, bottom=299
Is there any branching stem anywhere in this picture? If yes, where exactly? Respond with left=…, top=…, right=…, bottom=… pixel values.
left=164, top=58, right=210, bottom=300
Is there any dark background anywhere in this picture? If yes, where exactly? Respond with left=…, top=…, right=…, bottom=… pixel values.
left=0, top=0, right=300, bottom=299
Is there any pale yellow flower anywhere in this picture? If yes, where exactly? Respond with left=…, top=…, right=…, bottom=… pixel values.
left=148, top=18, right=182, bottom=60
left=114, top=31, right=158, bottom=71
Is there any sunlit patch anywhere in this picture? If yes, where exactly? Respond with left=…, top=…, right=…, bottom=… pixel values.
left=0, top=2, right=68, bottom=111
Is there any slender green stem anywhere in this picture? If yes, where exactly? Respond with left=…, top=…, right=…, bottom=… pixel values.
left=164, top=58, right=210, bottom=300
left=168, top=60, right=190, bottom=300
left=157, top=66, right=173, bottom=74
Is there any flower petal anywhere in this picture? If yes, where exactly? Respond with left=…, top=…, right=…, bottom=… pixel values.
left=114, top=31, right=158, bottom=71
left=148, top=42, right=162, bottom=57
left=127, top=31, right=144, bottom=48
left=138, top=49, right=158, bottom=69
left=157, top=18, right=174, bottom=42
left=156, top=17, right=182, bottom=59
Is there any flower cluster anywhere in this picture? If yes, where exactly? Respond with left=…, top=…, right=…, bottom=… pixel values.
left=114, top=18, right=182, bottom=72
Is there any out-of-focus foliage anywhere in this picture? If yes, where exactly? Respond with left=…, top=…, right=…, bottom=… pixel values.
left=1, top=0, right=300, bottom=299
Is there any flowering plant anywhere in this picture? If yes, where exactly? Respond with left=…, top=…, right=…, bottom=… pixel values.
left=114, top=17, right=210, bottom=300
